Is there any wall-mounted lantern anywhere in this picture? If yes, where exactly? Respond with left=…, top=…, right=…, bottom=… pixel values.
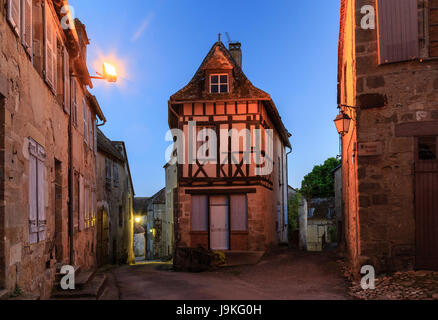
left=334, top=104, right=358, bottom=136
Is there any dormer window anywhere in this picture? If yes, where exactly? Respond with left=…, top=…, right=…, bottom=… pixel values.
left=210, top=74, right=228, bottom=93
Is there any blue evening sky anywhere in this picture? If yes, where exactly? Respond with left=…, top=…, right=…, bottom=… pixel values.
left=70, top=0, right=341, bottom=197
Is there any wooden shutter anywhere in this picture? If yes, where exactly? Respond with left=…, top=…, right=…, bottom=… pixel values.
left=21, top=0, right=32, bottom=56
left=377, top=0, right=419, bottom=64
left=44, top=1, right=56, bottom=91
left=85, top=181, right=89, bottom=228
left=88, top=111, right=93, bottom=150
left=79, top=174, right=84, bottom=231
left=37, top=150, right=46, bottom=241
left=83, top=99, right=88, bottom=144
left=28, top=141, right=38, bottom=244
left=71, top=77, right=77, bottom=126
left=113, top=162, right=119, bottom=187
left=430, top=0, right=438, bottom=57
left=191, top=195, right=208, bottom=231
left=8, top=0, right=21, bottom=36
left=230, top=195, right=248, bottom=231
left=94, top=120, right=97, bottom=155
left=63, top=47, right=70, bottom=114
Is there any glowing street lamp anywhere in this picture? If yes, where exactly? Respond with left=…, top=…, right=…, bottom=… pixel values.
left=91, top=62, right=118, bottom=82
left=135, top=217, right=141, bottom=223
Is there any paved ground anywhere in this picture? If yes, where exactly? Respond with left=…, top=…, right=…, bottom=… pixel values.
left=109, top=248, right=350, bottom=300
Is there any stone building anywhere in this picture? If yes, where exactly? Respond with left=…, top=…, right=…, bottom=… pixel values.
left=338, top=0, right=438, bottom=273
left=168, top=40, right=291, bottom=258
left=306, top=198, right=336, bottom=252
left=96, top=128, right=135, bottom=266
left=0, top=0, right=104, bottom=298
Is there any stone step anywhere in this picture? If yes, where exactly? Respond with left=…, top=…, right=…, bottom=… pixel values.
left=51, top=273, right=107, bottom=300
left=223, top=251, right=265, bottom=267
left=0, top=289, right=9, bottom=300
left=98, top=272, right=119, bottom=300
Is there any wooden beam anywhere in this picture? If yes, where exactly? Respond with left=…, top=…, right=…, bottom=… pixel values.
left=185, top=188, right=257, bottom=195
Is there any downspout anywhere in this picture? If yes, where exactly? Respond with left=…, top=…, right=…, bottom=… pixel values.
left=285, top=146, right=292, bottom=244
left=68, top=93, right=74, bottom=265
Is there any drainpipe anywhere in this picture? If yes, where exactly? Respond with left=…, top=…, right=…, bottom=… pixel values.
left=68, top=95, right=74, bottom=266
left=285, top=146, right=292, bottom=244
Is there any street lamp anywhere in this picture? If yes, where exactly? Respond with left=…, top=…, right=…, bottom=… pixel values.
left=135, top=217, right=141, bottom=223
left=90, top=62, right=118, bottom=82
left=334, top=111, right=352, bottom=136
left=334, top=104, right=359, bottom=136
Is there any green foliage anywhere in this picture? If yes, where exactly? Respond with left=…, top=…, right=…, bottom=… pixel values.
left=300, top=157, right=341, bottom=200
left=288, top=193, right=301, bottom=232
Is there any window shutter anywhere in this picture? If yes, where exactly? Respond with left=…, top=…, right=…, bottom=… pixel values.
left=430, top=0, right=438, bottom=57
left=44, top=1, right=56, bottom=91
left=94, top=120, right=97, bottom=155
left=63, top=47, right=70, bottom=114
left=377, top=0, right=419, bottom=64
left=88, top=111, right=93, bottom=150
left=8, top=0, right=21, bottom=36
left=71, top=77, right=77, bottom=126
left=79, top=174, right=84, bottom=231
left=230, top=195, right=248, bottom=231
left=84, top=181, right=89, bottom=228
left=28, top=142, right=38, bottom=244
left=21, top=0, right=32, bottom=56
left=113, top=162, right=119, bottom=187
left=83, top=99, right=88, bottom=145
left=37, top=152, right=46, bottom=241
left=191, top=195, right=208, bottom=231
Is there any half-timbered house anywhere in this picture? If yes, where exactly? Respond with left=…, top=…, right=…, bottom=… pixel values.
left=168, top=41, right=291, bottom=254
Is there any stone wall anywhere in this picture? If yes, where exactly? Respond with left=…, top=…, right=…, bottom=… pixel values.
left=340, top=0, right=438, bottom=273
left=0, top=1, right=99, bottom=298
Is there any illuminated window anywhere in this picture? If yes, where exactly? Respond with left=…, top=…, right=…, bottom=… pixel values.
left=210, top=74, right=228, bottom=93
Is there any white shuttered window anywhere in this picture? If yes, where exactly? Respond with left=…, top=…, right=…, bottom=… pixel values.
left=21, top=0, right=32, bottom=56
left=44, top=1, right=57, bottom=91
left=7, top=0, right=21, bottom=36
left=28, top=138, right=47, bottom=244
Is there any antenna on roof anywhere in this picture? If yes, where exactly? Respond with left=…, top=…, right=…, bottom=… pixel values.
left=225, top=32, right=232, bottom=45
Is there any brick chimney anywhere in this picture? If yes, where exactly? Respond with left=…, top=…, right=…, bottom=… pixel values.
left=229, top=42, right=242, bottom=69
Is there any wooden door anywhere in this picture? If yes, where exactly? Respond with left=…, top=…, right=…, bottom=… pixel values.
left=415, top=136, right=438, bottom=270
left=97, top=209, right=109, bottom=266
left=209, top=196, right=229, bottom=250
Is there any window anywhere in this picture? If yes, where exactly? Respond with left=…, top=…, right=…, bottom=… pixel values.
left=88, top=110, right=93, bottom=150
left=71, top=77, right=78, bottom=126
left=105, top=158, right=112, bottom=186
left=113, top=162, right=119, bottom=188
left=83, top=98, right=88, bottom=145
left=62, top=46, right=70, bottom=114
left=377, top=0, right=419, bottom=64
left=7, top=0, right=20, bottom=36
left=418, top=137, right=437, bottom=160
left=94, top=120, right=97, bottom=155
left=73, top=171, right=79, bottom=232
left=79, top=174, right=84, bottom=231
left=192, top=195, right=208, bottom=231
left=44, top=1, right=57, bottom=91
left=230, top=195, right=248, bottom=231
left=210, top=74, right=228, bottom=93
left=28, top=138, right=46, bottom=244
left=429, top=0, right=438, bottom=57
